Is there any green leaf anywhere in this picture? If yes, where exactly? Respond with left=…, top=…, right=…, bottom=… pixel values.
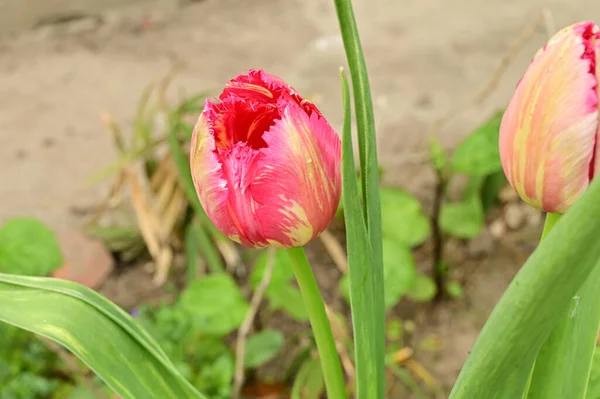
left=250, top=249, right=294, bottom=291
left=446, top=280, right=464, bottom=299
left=339, top=69, right=378, bottom=399
left=429, top=137, right=447, bottom=173
left=406, top=274, right=437, bottom=302
left=449, top=177, right=600, bottom=399
left=481, top=172, right=507, bottom=211
left=267, top=284, right=308, bottom=321
left=586, top=347, right=600, bottom=399
left=440, top=197, right=484, bottom=239
left=527, top=245, right=600, bottom=399
left=250, top=250, right=308, bottom=321
left=386, top=319, right=404, bottom=342
left=333, top=0, right=386, bottom=394
left=67, top=386, right=100, bottom=399
left=291, top=357, right=325, bottom=399
left=340, top=238, right=417, bottom=310
left=179, top=275, right=249, bottom=336
left=0, top=218, right=63, bottom=276
left=382, top=238, right=417, bottom=307
left=244, top=329, right=284, bottom=369
left=0, top=273, right=204, bottom=399
left=380, top=187, right=430, bottom=247
left=451, top=111, right=504, bottom=176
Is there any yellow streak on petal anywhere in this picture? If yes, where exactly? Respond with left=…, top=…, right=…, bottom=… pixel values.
left=226, top=82, right=273, bottom=98
left=279, top=199, right=314, bottom=247
left=285, top=113, right=333, bottom=213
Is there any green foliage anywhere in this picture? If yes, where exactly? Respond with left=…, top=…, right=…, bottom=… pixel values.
left=450, top=178, right=600, bottom=398
left=179, top=274, right=249, bottom=336
left=0, top=273, right=204, bottom=399
left=250, top=250, right=308, bottom=321
left=440, top=196, right=484, bottom=239
left=450, top=111, right=504, bottom=176
left=339, top=68, right=382, bottom=399
left=291, top=357, right=325, bottom=399
left=135, top=271, right=288, bottom=397
left=244, top=329, right=285, bottom=368
left=380, top=187, right=430, bottom=248
left=406, top=274, right=437, bottom=302
left=340, top=238, right=418, bottom=310
left=435, top=111, right=506, bottom=242
left=429, top=137, right=448, bottom=174
left=0, top=218, right=63, bottom=276
left=446, top=280, right=465, bottom=299
left=136, top=303, right=234, bottom=399
left=586, top=347, right=600, bottom=399
left=0, top=323, right=67, bottom=399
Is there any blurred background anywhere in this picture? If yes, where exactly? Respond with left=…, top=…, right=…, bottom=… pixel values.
left=1, top=0, right=598, bottom=230
left=1, top=0, right=599, bottom=398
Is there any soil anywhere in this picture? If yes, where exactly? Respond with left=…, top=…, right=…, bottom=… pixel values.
left=0, top=0, right=592, bottom=397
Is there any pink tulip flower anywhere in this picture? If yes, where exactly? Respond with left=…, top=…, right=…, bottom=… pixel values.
left=499, top=21, right=600, bottom=213
left=190, top=70, right=341, bottom=248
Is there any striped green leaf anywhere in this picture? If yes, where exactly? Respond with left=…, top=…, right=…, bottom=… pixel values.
left=0, top=273, right=205, bottom=399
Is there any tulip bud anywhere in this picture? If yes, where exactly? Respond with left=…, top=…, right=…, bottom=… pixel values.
left=499, top=21, right=600, bottom=213
left=190, top=70, right=341, bottom=248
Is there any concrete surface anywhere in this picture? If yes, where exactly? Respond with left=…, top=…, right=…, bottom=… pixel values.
left=0, top=0, right=597, bottom=232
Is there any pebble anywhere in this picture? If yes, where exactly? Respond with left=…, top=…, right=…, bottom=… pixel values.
left=498, top=185, right=519, bottom=203
left=504, top=203, right=527, bottom=230
left=489, top=219, right=507, bottom=239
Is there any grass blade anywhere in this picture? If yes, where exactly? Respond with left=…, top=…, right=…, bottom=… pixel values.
left=340, top=69, right=377, bottom=398
left=0, top=273, right=204, bottom=399
left=449, top=177, right=600, bottom=398
left=332, top=1, right=385, bottom=396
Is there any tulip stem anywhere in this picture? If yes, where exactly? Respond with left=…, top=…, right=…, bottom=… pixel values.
left=287, top=246, right=347, bottom=399
left=540, top=212, right=561, bottom=239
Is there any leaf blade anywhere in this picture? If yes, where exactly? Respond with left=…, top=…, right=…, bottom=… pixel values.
left=0, top=274, right=204, bottom=399
left=449, top=177, right=600, bottom=399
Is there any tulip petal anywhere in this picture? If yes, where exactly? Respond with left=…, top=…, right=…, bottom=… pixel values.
left=189, top=109, right=240, bottom=243
left=251, top=102, right=342, bottom=247
left=595, top=39, right=600, bottom=173
left=499, top=21, right=599, bottom=213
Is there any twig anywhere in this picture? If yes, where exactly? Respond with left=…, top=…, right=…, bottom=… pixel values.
left=432, top=171, right=448, bottom=301
left=325, top=305, right=355, bottom=381
left=319, top=229, right=348, bottom=274
left=232, top=247, right=276, bottom=399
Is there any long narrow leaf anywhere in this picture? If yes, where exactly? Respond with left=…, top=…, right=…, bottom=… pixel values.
left=332, top=1, right=385, bottom=396
left=0, top=273, right=204, bottom=399
left=340, top=69, right=377, bottom=398
left=527, top=261, right=600, bottom=399
left=449, top=177, right=600, bottom=398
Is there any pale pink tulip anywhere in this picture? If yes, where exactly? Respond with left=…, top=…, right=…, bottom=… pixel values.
left=499, top=21, right=600, bottom=213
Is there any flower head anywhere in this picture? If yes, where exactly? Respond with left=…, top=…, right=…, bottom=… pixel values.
left=499, top=21, right=600, bottom=213
left=190, top=70, right=341, bottom=247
